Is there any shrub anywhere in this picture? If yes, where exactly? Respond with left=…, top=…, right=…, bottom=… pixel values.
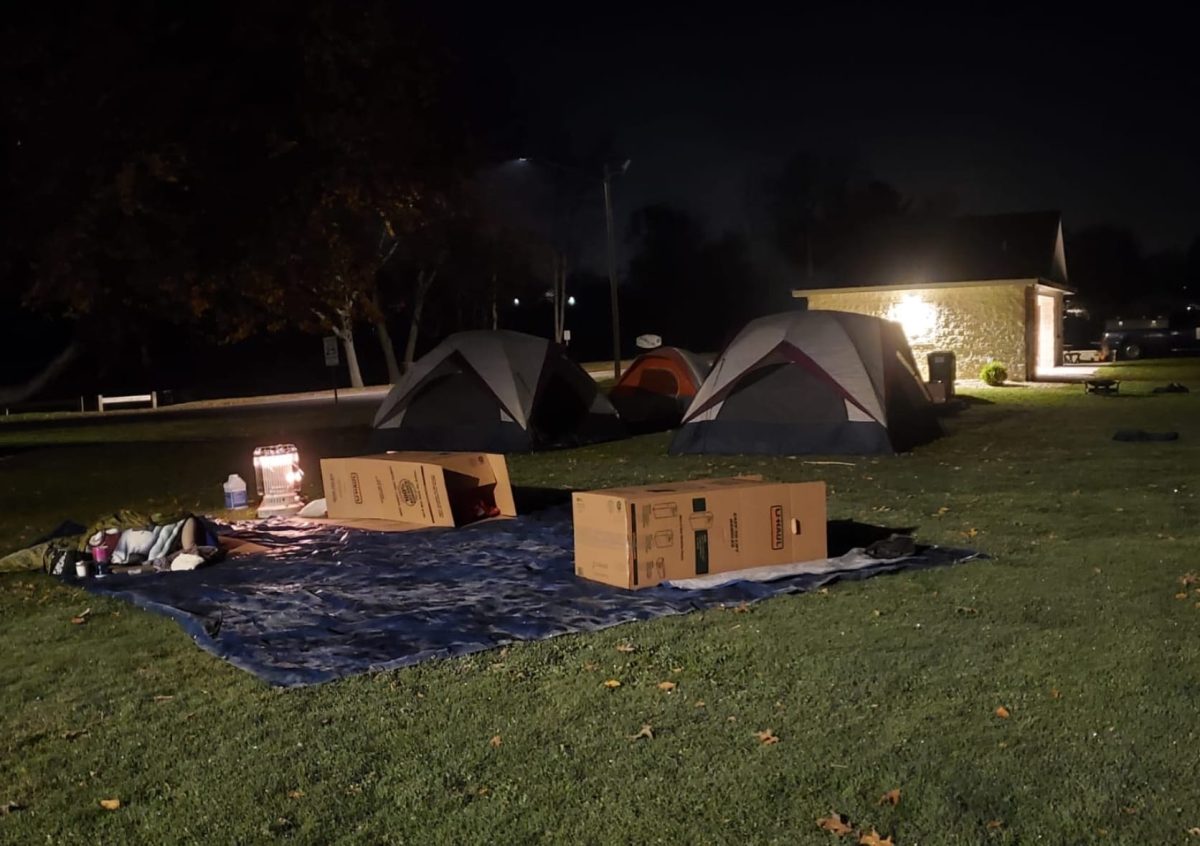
left=980, top=360, right=1008, bottom=386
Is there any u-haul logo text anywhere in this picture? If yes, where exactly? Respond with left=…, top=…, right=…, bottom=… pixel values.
left=770, top=505, right=784, bottom=550
left=350, top=472, right=364, bottom=505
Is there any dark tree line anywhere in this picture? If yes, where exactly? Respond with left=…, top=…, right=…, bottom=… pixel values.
left=0, top=1, right=544, bottom=398
left=1065, top=225, right=1200, bottom=312
left=3, top=4, right=1198, bottom=401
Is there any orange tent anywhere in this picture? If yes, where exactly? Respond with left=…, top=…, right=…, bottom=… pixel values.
left=610, top=347, right=710, bottom=432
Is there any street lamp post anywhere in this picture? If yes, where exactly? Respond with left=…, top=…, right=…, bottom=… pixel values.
left=602, top=165, right=622, bottom=381
left=507, top=156, right=629, bottom=377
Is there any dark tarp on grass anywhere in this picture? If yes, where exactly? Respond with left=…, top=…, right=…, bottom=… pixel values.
left=77, top=513, right=979, bottom=687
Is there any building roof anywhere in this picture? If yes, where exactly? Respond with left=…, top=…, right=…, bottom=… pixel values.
left=794, top=211, right=1070, bottom=293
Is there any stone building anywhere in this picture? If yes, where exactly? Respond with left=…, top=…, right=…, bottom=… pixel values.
left=791, top=211, right=1070, bottom=382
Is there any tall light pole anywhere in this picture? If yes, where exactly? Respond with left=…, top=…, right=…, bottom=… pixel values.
left=602, top=161, right=629, bottom=381
left=507, top=156, right=629, bottom=376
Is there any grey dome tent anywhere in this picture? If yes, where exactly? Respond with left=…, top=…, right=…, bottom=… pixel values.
left=608, top=346, right=710, bottom=432
left=372, top=330, right=624, bottom=452
left=669, top=311, right=941, bottom=455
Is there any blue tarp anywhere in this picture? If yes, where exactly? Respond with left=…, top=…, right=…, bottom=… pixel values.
left=80, top=511, right=979, bottom=687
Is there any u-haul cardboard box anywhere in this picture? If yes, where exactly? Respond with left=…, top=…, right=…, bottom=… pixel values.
left=573, top=477, right=826, bottom=590
left=320, top=452, right=516, bottom=531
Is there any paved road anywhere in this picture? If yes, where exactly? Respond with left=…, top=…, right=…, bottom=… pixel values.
left=0, top=386, right=389, bottom=432
left=2, top=358, right=625, bottom=431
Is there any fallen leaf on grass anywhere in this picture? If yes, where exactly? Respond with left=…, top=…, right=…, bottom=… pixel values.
left=603, top=679, right=622, bottom=689
left=0, top=801, right=25, bottom=816
left=733, top=601, right=751, bottom=614
left=1050, top=688, right=1061, bottom=700
left=99, top=798, right=121, bottom=811
left=934, top=505, right=949, bottom=516
left=1181, top=573, right=1199, bottom=587
left=1187, top=826, right=1200, bottom=836
left=987, top=819, right=1004, bottom=830
left=955, top=606, right=978, bottom=615
left=615, top=643, right=637, bottom=653
left=878, top=788, right=901, bottom=806
left=1176, top=592, right=1190, bottom=600
left=1121, top=806, right=1138, bottom=814
left=694, top=700, right=705, bottom=708
left=287, top=790, right=304, bottom=799
left=995, top=706, right=1011, bottom=719
left=859, top=829, right=894, bottom=846
left=816, top=811, right=854, bottom=836
left=657, top=681, right=677, bottom=692
left=629, top=724, right=654, bottom=741
left=582, top=661, right=598, bottom=672
left=70, top=608, right=92, bottom=625
left=153, top=695, right=174, bottom=703
left=62, top=729, right=89, bottom=740
left=488, top=735, right=502, bottom=748
left=963, top=527, right=979, bottom=539
left=754, top=728, right=780, bottom=745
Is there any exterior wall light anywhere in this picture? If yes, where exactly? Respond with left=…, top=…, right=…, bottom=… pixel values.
left=887, top=293, right=938, bottom=343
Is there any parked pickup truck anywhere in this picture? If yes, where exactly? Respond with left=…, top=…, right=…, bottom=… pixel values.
left=1101, top=312, right=1200, bottom=360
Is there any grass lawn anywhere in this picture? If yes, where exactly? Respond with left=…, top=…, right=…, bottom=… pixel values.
left=2, top=361, right=1200, bottom=844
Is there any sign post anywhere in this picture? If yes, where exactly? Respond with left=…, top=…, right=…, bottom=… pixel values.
left=323, top=336, right=341, bottom=404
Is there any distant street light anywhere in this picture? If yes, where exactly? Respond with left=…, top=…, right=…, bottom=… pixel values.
left=567, top=295, right=576, bottom=306
left=512, top=297, right=520, bottom=306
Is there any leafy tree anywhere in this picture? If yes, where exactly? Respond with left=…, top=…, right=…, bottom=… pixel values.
left=1, top=1, right=476, bottom=391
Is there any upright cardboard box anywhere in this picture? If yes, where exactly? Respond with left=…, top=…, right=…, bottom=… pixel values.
left=573, top=477, right=827, bottom=589
left=320, top=452, right=516, bottom=531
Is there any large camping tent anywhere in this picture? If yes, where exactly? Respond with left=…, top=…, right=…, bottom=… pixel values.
left=669, top=310, right=941, bottom=455
left=373, top=330, right=624, bottom=452
left=609, top=346, right=710, bottom=432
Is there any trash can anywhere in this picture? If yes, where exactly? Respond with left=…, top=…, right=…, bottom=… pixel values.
left=927, top=351, right=956, bottom=398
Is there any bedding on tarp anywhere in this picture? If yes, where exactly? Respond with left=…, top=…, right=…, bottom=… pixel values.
left=72, top=511, right=981, bottom=687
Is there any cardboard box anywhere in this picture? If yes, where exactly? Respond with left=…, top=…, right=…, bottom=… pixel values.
left=572, top=477, right=827, bottom=589
left=320, top=452, right=516, bottom=531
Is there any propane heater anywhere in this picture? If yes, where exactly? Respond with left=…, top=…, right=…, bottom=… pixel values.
left=253, top=444, right=304, bottom=516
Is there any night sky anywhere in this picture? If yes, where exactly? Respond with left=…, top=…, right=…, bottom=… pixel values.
left=457, top=6, right=1200, bottom=254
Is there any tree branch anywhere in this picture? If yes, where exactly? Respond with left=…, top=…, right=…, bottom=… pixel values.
left=0, top=343, right=80, bottom=406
